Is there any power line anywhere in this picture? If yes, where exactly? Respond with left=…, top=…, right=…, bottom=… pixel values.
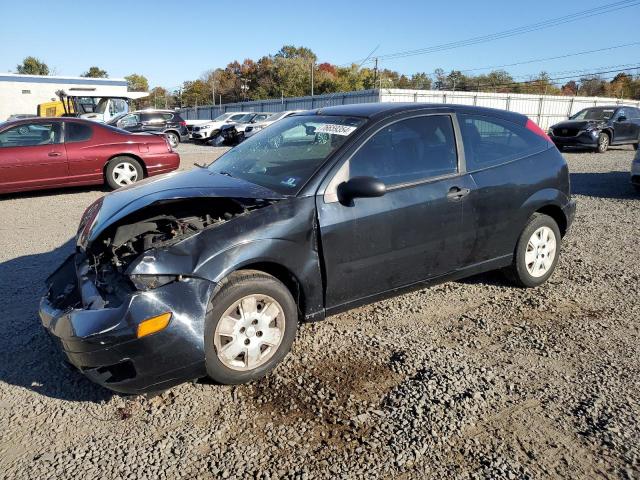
left=343, top=0, right=640, bottom=66
left=456, top=41, right=640, bottom=74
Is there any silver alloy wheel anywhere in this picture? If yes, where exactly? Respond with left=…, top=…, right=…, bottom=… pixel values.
left=598, top=133, right=609, bottom=151
left=167, top=132, right=179, bottom=148
left=214, top=294, right=285, bottom=371
left=525, top=226, right=557, bottom=278
left=112, top=161, right=139, bottom=186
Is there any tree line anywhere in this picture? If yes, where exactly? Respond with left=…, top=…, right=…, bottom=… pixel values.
left=14, top=48, right=640, bottom=110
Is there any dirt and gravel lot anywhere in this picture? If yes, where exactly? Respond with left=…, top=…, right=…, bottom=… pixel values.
left=0, top=143, right=638, bottom=479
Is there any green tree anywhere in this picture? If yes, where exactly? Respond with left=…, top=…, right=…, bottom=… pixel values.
left=81, top=66, right=108, bottom=78
left=16, top=56, right=49, bottom=75
left=125, top=73, right=149, bottom=92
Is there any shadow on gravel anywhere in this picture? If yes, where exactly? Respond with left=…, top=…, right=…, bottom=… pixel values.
left=457, top=270, right=511, bottom=287
left=0, top=238, right=112, bottom=403
left=570, top=171, right=638, bottom=199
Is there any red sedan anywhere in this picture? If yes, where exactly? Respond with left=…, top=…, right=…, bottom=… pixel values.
left=0, top=117, right=180, bottom=194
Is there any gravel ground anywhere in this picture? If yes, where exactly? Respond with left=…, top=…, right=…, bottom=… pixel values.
left=0, top=143, right=638, bottom=479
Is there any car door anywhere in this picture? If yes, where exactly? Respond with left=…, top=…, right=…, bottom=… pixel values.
left=117, top=113, right=142, bottom=133
left=457, top=113, right=555, bottom=264
left=64, top=121, right=103, bottom=182
left=612, top=108, right=634, bottom=142
left=140, top=113, right=166, bottom=133
left=0, top=121, right=68, bottom=193
left=317, top=113, right=473, bottom=311
left=627, top=107, right=640, bottom=141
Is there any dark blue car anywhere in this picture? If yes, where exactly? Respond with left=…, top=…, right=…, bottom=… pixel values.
left=40, top=103, right=576, bottom=393
left=549, top=105, right=640, bottom=153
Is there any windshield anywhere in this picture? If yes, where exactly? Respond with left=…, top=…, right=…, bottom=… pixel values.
left=208, top=115, right=366, bottom=195
left=234, top=113, right=255, bottom=123
left=107, top=113, right=127, bottom=126
left=214, top=113, right=233, bottom=121
left=570, top=108, right=616, bottom=121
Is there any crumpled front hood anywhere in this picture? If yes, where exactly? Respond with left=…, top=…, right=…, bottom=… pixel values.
left=77, top=168, right=284, bottom=248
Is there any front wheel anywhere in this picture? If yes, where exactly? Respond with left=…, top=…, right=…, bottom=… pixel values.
left=596, top=132, right=609, bottom=153
left=504, top=213, right=561, bottom=288
left=204, top=270, right=298, bottom=384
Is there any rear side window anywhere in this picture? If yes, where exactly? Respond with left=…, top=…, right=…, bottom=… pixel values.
left=349, top=115, right=458, bottom=186
left=65, top=122, right=93, bottom=143
left=162, top=113, right=174, bottom=121
left=627, top=107, right=640, bottom=119
left=459, top=114, right=549, bottom=171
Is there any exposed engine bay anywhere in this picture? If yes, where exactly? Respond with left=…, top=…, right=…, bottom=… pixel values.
left=85, top=197, right=274, bottom=305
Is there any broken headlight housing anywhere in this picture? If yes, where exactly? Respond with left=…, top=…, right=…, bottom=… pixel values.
left=129, top=274, right=178, bottom=291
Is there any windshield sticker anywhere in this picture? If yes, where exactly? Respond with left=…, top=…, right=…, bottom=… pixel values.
left=280, top=177, right=300, bottom=188
left=314, top=124, right=357, bottom=136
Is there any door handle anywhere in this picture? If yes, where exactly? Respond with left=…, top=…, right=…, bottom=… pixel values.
left=48, top=152, right=62, bottom=157
left=447, top=186, right=470, bottom=200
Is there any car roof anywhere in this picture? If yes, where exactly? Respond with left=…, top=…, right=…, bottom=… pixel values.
left=301, top=102, right=526, bottom=122
left=1, top=116, right=97, bottom=126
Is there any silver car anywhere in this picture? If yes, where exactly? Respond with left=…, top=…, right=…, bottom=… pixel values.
left=632, top=148, right=640, bottom=192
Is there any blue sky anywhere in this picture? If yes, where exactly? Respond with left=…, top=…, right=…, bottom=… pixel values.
left=1, top=0, right=638, bottom=89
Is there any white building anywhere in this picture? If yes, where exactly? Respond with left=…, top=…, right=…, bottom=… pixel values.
left=0, top=73, right=132, bottom=120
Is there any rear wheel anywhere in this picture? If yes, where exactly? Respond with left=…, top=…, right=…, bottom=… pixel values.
left=204, top=270, right=298, bottom=384
left=504, top=213, right=561, bottom=288
left=105, top=156, right=143, bottom=189
left=596, top=132, right=609, bottom=153
left=166, top=131, right=179, bottom=148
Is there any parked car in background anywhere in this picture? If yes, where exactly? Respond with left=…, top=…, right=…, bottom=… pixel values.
left=209, top=112, right=273, bottom=146
left=40, top=103, right=574, bottom=394
left=244, top=110, right=302, bottom=139
left=6, top=114, right=35, bottom=122
left=548, top=106, right=640, bottom=153
left=632, top=148, right=640, bottom=192
left=107, top=110, right=189, bottom=148
left=189, top=112, right=249, bottom=142
left=0, top=117, right=179, bottom=194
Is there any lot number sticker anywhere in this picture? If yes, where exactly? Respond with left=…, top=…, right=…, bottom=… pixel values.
left=315, top=124, right=357, bottom=136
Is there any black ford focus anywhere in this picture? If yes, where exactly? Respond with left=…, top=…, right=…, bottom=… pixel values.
left=40, top=103, right=576, bottom=394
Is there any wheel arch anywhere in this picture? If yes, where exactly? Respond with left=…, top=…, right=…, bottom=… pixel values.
left=535, top=204, right=567, bottom=237
left=103, top=153, right=148, bottom=180
left=521, top=188, right=570, bottom=237
left=236, top=262, right=306, bottom=320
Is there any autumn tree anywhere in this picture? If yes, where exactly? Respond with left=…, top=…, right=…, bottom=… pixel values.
left=16, top=56, right=49, bottom=75
left=81, top=66, right=108, bottom=78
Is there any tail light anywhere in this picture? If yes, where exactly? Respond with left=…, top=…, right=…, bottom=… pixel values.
left=179, top=121, right=187, bottom=127
left=526, top=119, right=553, bottom=143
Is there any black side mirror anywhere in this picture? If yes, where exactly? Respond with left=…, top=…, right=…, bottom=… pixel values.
left=617, top=115, right=627, bottom=122
left=305, top=125, right=316, bottom=135
left=338, top=176, right=386, bottom=203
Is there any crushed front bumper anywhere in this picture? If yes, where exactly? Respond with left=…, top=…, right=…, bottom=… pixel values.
left=550, top=131, right=599, bottom=148
left=39, top=254, right=215, bottom=394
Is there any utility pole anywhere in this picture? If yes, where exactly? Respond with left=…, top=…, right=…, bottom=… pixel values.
left=311, top=62, right=314, bottom=97
left=373, top=57, right=378, bottom=90
left=211, top=70, right=216, bottom=106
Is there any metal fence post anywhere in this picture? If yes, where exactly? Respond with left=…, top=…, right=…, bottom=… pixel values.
left=537, top=96, right=544, bottom=125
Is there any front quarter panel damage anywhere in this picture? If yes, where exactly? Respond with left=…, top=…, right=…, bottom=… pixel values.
left=127, top=196, right=324, bottom=320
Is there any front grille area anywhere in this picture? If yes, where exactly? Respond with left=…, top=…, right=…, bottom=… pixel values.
left=553, top=128, right=580, bottom=137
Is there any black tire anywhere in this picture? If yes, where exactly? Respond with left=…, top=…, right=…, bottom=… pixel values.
left=596, top=132, right=609, bottom=153
left=105, top=156, right=144, bottom=190
left=166, top=131, right=179, bottom=148
left=204, top=270, right=298, bottom=384
left=503, top=213, right=561, bottom=288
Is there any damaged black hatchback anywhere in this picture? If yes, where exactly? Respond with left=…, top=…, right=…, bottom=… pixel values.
left=41, top=104, right=575, bottom=394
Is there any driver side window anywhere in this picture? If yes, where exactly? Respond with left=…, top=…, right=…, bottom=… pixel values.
left=0, top=123, right=62, bottom=148
left=348, top=115, right=458, bottom=186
